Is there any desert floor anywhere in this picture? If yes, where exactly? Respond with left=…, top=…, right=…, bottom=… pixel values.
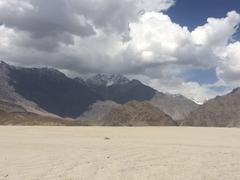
left=0, top=127, right=240, bottom=180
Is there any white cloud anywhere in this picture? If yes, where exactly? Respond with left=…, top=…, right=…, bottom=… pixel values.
left=136, top=0, right=175, bottom=12
left=0, top=25, right=15, bottom=48
left=150, top=79, right=218, bottom=104
left=127, top=11, right=240, bottom=68
left=191, top=11, right=240, bottom=47
left=0, top=0, right=240, bottom=103
left=125, top=11, right=240, bottom=103
left=216, top=42, right=240, bottom=86
left=128, top=12, right=190, bottom=64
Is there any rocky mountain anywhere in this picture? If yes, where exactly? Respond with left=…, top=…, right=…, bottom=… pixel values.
left=0, top=61, right=198, bottom=121
left=149, top=92, right=199, bottom=120
left=0, top=62, right=100, bottom=118
left=0, top=110, right=83, bottom=126
left=78, top=100, right=120, bottom=123
left=86, top=74, right=130, bottom=87
left=0, top=62, right=57, bottom=117
left=182, top=88, right=240, bottom=127
left=0, top=100, right=26, bottom=113
left=2, top=61, right=239, bottom=127
left=0, top=97, right=83, bottom=126
left=85, top=74, right=198, bottom=120
left=86, top=74, right=156, bottom=104
left=73, top=77, right=87, bottom=85
left=102, top=101, right=178, bottom=126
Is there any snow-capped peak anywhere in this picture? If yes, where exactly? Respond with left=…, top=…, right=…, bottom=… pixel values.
left=87, top=74, right=130, bottom=86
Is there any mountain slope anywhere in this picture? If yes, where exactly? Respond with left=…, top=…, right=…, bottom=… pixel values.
left=78, top=100, right=120, bottom=121
left=0, top=110, right=82, bottom=126
left=0, top=100, right=26, bottom=113
left=0, top=62, right=57, bottom=117
left=86, top=74, right=130, bottom=87
left=5, top=64, right=100, bottom=118
left=183, top=88, right=240, bottom=127
left=0, top=62, right=198, bottom=120
left=86, top=74, right=198, bottom=120
left=86, top=74, right=156, bottom=104
left=149, top=92, right=199, bottom=120
left=103, top=101, right=177, bottom=126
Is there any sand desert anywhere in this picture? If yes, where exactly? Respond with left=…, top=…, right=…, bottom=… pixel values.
left=0, top=127, right=240, bottom=180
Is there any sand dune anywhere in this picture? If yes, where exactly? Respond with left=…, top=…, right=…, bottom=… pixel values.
left=0, top=127, right=240, bottom=180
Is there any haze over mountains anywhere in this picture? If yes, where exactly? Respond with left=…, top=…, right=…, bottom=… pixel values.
left=183, top=88, right=240, bottom=127
left=0, top=61, right=240, bottom=127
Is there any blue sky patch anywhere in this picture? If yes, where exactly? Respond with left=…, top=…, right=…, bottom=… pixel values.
left=182, top=68, right=218, bottom=85
left=167, top=0, right=240, bottom=32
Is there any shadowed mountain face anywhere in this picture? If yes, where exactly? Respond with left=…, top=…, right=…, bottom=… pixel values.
left=0, top=62, right=57, bottom=117
left=0, top=63, right=158, bottom=118
left=7, top=68, right=157, bottom=117
left=0, top=62, right=198, bottom=120
left=183, top=88, right=240, bottom=127
left=103, top=101, right=178, bottom=126
left=86, top=74, right=156, bottom=104
left=7, top=66, right=100, bottom=118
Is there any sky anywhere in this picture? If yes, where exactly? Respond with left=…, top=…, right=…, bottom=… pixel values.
left=0, top=0, right=240, bottom=103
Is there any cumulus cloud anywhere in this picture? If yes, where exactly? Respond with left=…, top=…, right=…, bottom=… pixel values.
left=136, top=0, right=175, bottom=12
left=128, top=12, right=190, bottom=64
left=0, top=0, right=96, bottom=38
left=0, top=0, right=240, bottom=103
left=216, top=42, right=240, bottom=86
left=128, top=11, right=240, bottom=68
left=191, top=11, right=240, bottom=47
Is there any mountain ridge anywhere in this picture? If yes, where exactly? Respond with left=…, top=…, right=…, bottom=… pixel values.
left=183, top=88, right=240, bottom=127
left=102, top=101, right=178, bottom=126
left=0, top=61, right=198, bottom=121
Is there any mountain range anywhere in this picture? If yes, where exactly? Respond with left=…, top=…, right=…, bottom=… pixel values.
left=1, top=61, right=240, bottom=127
left=182, top=88, right=240, bottom=127
left=0, top=61, right=197, bottom=120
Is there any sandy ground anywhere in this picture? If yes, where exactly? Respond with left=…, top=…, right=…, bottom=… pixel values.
left=0, top=127, right=240, bottom=180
